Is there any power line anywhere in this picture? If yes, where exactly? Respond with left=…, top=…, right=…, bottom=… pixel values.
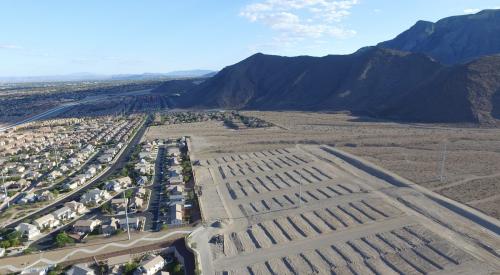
left=439, top=141, right=447, bottom=182
left=123, top=191, right=131, bottom=241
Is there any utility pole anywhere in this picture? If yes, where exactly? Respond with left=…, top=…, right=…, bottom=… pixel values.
left=298, top=181, right=302, bottom=208
left=123, top=191, right=131, bottom=240
left=2, top=170, right=9, bottom=208
left=54, top=146, right=59, bottom=167
left=439, top=141, right=447, bottom=182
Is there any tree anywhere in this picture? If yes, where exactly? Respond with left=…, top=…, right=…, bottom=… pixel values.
left=23, top=247, right=33, bottom=254
left=123, top=262, right=139, bottom=275
left=0, top=240, right=10, bottom=248
left=55, top=232, right=74, bottom=247
left=124, top=189, right=134, bottom=199
left=166, top=260, right=184, bottom=275
left=100, top=202, right=112, bottom=214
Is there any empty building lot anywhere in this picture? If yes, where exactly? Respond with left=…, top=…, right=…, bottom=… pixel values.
left=144, top=114, right=500, bottom=274
left=190, top=145, right=499, bottom=274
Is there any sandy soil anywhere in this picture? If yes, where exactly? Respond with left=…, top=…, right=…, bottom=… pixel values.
left=146, top=111, right=500, bottom=219
left=145, top=116, right=500, bottom=274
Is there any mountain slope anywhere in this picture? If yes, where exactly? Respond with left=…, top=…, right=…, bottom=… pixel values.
left=170, top=47, right=500, bottom=124
left=378, top=9, right=500, bottom=64
left=392, top=54, right=500, bottom=123
left=177, top=48, right=442, bottom=110
left=158, top=9, right=500, bottom=124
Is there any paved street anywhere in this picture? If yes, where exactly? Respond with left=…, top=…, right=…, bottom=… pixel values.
left=145, top=145, right=165, bottom=231
left=4, top=116, right=150, bottom=229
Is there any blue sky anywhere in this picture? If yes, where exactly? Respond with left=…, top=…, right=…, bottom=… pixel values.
left=1, top=0, right=499, bottom=76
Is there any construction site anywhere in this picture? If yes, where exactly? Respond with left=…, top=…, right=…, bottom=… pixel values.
left=144, top=112, right=500, bottom=275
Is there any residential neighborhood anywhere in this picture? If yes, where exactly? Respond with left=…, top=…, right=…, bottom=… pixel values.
left=0, top=114, right=197, bottom=275
left=0, top=115, right=143, bottom=227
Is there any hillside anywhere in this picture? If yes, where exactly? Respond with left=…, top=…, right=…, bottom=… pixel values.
left=152, top=9, right=500, bottom=124
left=378, top=9, right=500, bottom=64
left=168, top=47, right=500, bottom=124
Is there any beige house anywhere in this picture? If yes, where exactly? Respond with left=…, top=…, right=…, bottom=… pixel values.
left=64, top=201, right=88, bottom=214
left=130, top=196, right=144, bottom=209
left=169, top=203, right=183, bottom=225
left=73, top=219, right=102, bottom=233
left=33, top=214, right=60, bottom=229
left=134, top=255, right=165, bottom=275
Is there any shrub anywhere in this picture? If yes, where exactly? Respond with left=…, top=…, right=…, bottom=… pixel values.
left=55, top=232, right=74, bottom=247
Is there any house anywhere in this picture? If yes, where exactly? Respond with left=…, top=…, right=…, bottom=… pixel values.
left=33, top=214, right=59, bottom=229
left=49, top=170, right=63, bottom=179
left=167, top=185, right=184, bottom=196
left=130, top=196, right=144, bottom=210
left=136, top=176, right=148, bottom=186
left=85, top=167, right=97, bottom=178
left=37, top=191, right=54, bottom=202
left=97, top=154, right=113, bottom=163
left=73, top=219, right=101, bottom=234
left=169, top=157, right=179, bottom=165
left=75, top=174, right=87, bottom=185
left=135, top=161, right=153, bottom=175
left=68, top=158, right=80, bottom=167
left=105, top=180, right=122, bottom=192
left=80, top=189, right=110, bottom=205
left=168, top=175, right=183, bottom=185
left=20, top=267, right=46, bottom=275
left=64, top=201, right=88, bottom=214
left=166, top=147, right=181, bottom=157
left=119, top=216, right=145, bottom=231
left=168, top=166, right=182, bottom=178
left=63, top=181, right=78, bottom=191
left=15, top=223, right=40, bottom=240
left=59, top=164, right=69, bottom=172
left=136, top=187, right=147, bottom=198
left=116, top=177, right=132, bottom=186
left=138, top=151, right=152, bottom=160
left=111, top=198, right=128, bottom=213
left=104, top=148, right=118, bottom=156
left=18, top=192, right=37, bottom=204
left=66, top=264, right=95, bottom=275
left=52, top=206, right=76, bottom=221
left=102, top=218, right=119, bottom=236
left=105, top=176, right=131, bottom=192
left=134, top=255, right=165, bottom=275
left=169, top=204, right=183, bottom=225
left=107, top=254, right=132, bottom=270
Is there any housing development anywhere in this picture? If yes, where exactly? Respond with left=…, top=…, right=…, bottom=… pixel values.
left=0, top=79, right=498, bottom=275
left=2, top=3, right=500, bottom=275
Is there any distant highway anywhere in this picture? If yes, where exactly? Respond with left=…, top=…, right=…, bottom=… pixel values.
left=0, top=88, right=153, bottom=133
left=0, top=103, right=78, bottom=132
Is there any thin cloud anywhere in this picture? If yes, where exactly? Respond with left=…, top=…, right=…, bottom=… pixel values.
left=240, top=0, right=359, bottom=47
left=463, top=8, right=481, bottom=14
left=464, top=6, right=500, bottom=14
left=0, top=44, right=22, bottom=50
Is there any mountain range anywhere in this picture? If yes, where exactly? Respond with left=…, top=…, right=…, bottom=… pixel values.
left=0, top=70, right=216, bottom=83
left=155, top=9, right=500, bottom=125
left=378, top=9, right=500, bottom=64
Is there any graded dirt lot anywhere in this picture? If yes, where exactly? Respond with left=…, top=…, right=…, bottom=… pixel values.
left=146, top=111, right=500, bottom=219
left=145, top=112, right=500, bottom=274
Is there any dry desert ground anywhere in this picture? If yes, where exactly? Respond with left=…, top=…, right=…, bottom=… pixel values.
left=144, top=111, right=500, bottom=274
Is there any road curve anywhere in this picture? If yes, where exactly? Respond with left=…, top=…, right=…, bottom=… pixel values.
left=0, top=230, right=192, bottom=272
left=4, top=116, right=149, bottom=229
